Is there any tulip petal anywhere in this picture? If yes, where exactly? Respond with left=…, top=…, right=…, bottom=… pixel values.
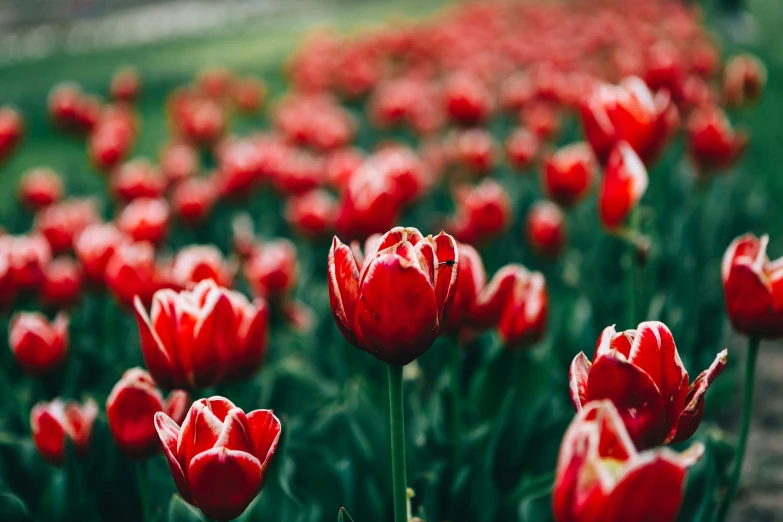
left=593, top=325, right=617, bottom=359
left=134, top=296, right=179, bottom=389
left=178, top=399, right=225, bottom=469
left=214, top=408, right=253, bottom=454
left=470, top=264, right=521, bottom=329
left=154, top=412, right=193, bottom=504
left=430, top=232, right=459, bottom=321
left=569, top=352, right=591, bottom=411
left=165, top=390, right=190, bottom=425
left=587, top=350, right=665, bottom=449
left=187, top=447, right=263, bottom=521
left=669, top=349, right=728, bottom=444
left=328, top=237, right=361, bottom=345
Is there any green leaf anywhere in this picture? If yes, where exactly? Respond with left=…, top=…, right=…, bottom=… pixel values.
left=0, top=491, right=32, bottom=521
left=337, top=507, right=356, bottom=522
left=167, top=495, right=204, bottom=522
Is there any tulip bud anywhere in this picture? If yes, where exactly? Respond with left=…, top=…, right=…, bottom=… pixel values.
left=442, top=243, right=486, bottom=337
left=34, top=198, right=101, bottom=254
left=89, top=116, right=135, bottom=172
left=324, top=147, right=365, bottom=191
left=107, top=368, right=188, bottom=458
left=74, top=223, right=125, bottom=285
left=31, top=398, right=98, bottom=466
left=110, top=66, right=141, bottom=103
left=644, top=40, right=686, bottom=101
left=243, top=239, right=298, bottom=300
left=542, top=142, right=596, bottom=207
left=198, top=67, right=234, bottom=99
left=274, top=94, right=354, bottom=151
left=553, top=400, right=703, bottom=522
left=522, top=100, right=560, bottom=141
left=0, top=106, right=23, bottom=166
left=335, top=162, right=403, bottom=241
left=169, top=245, right=236, bottom=289
left=447, top=179, right=511, bottom=246
left=723, top=54, right=766, bottom=108
left=1, top=234, right=52, bottom=291
left=159, top=142, right=199, bottom=184
left=286, top=189, right=336, bottom=239
left=451, top=128, right=496, bottom=177
left=569, top=322, right=727, bottom=449
left=505, top=127, right=539, bottom=171
left=598, top=142, right=648, bottom=230
left=273, top=150, right=323, bottom=196
left=687, top=105, right=747, bottom=173
left=48, top=83, right=83, bottom=131
left=172, top=94, right=227, bottom=148
left=526, top=201, right=567, bottom=259
left=117, top=197, right=170, bottom=244
left=19, top=167, right=63, bottom=210
left=443, top=72, right=493, bottom=126
left=231, top=77, right=266, bottom=114
left=42, top=257, right=83, bottom=307
left=155, top=397, right=281, bottom=521
left=328, top=228, right=458, bottom=365
left=722, top=233, right=783, bottom=338
left=110, top=159, right=166, bottom=201
left=10, top=311, right=68, bottom=375
left=172, top=177, right=218, bottom=225
left=104, top=240, right=160, bottom=307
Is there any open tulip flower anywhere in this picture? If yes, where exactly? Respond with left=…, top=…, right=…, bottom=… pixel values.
left=722, top=233, right=783, bottom=339
left=31, top=398, right=98, bottom=466
left=553, top=400, right=703, bottom=522
left=106, top=368, right=189, bottom=458
left=10, top=311, right=69, bottom=375
left=135, top=278, right=268, bottom=389
left=155, top=396, right=281, bottom=522
left=328, top=227, right=458, bottom=366
left=569, top=321, right=727, bottom=449
left=598, top=141, right=648, bottom=230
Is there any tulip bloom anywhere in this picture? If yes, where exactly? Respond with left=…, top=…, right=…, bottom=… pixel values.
left=169, top=245, right=236, bottom=290
left=111, top=159, right=166, bottom=201
left=117, top=197, right=170, bottom=245
left=526, top=200, right=567, bottom=259
left=1, top=234, right=52, bottom=290
left=31, top=398, right=98, bottom=465
left=42, top=257, right=83, bottom=307
left=451, top=128, right=496, bottom=176
left=447, top=179, right=512, bottom=246
left=10, top=311, right=68, bottom=375
left=172, top=177, right=217, bottom=225
left=34, top=199, right=101, bottom=254
left=243, top=239, right=299, bottom=300
left=285, top=189, right=336, bottom=238
left=155, top=397, right=281, bottom=521
left=505, top=127, right=539, bottom=171
left=443, top=72, right=493, bottom=126
left=598, top=142, right=648, bottom=230
left=569, top=321, right=727, bottom=449
left=542, top=142, right=596, bottom=207
left=442, top=243, right=486, bottom=337
left=0, top=106, right=23, bottom=165
left=722, top=234, right=783, bottom=339
left=110, top=66, right=141, bottom=103
left=553, top=400, right=702, bottom=522
left=19, top=167, right=63, bottom=210
left=104, top=240, right=160, bottom=307
left=580, top=76, right=678, bottom=164
left=232, top=77, right=267, bottom=114
left=160, top=142, right=199, bottom=184
left=135, top=279, right=268, bottom=388
left=687, top=105, right=747, bottom=172
left=74, top=223, right=125, bottom=284
left=328, top=227, right=458, bottom=365
left=106, top=368, right=188, bottom=458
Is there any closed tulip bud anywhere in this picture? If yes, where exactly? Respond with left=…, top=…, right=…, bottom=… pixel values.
left=48, top=83, right=83, bottom=131
left=273, top=150, right=323, bottom=196
left=42, top=257, right=83, bottom=307
left=104, top=240, right=160, bottom=307
left=522, top=100, right=560, bottom=141
left=198, top=67, right=234, bottom=99
left=569, top=322, right=727, bottom=449
left=19, top=167, right=63, bottom=210
left=722, top=233, right=783, bottom=338
left=580, top=76, right=678, bottom=164
left=447, top=179, right=511, bottom=246
left=286, top=189, right=336, bottom=238
left=526, top=201, right=566, bottom=259
left=1, top=234, right=52, bottom=290
left=644, top=40, right=686, bottom=100
left=452, top=128, right=496, bottom=176
left=0, top=106, right=23, bottom=165
left=723, top=54, right=766, bottom=108
left=335, top=164, right=403, bottom=241
left=10, top=311, right=68, bottom=375
left=169, top=245, right=236, bottom=289
left=74, top=223, right=125, bottom=284
left=172, top=177, right=217, bottom=225
left=111, top=159, right=166, bottom=201
left=324, top=147, right=365, bottom=191
left=34, top=198, right=101, bottom=254
left=117, top=197, right=170, bottom=244
left=553, top=400, right=703, bottom=522
left=75, top=95, right=103, bottom=134
left=442, top=243, right=486, bottom=336
left=232, top=77, right=266, bottom=114
left=107, top=368, right=188, bottom=458
left=244, top=239, right=298, bottom=299
left=328, top=227, right=458, bottom=365
left=110, top=66, right=141, bottom=103
left=472, top=264, right=547, bottom=349
left=505, top=127, right=539, bottom=171
left=444, top=72, right=493, bottom=126
left=31, top=398, right=98, bottom=466
left=89, top=117, right=135, bottom=171
left=598, top=142, right=648, bottom=230
left=160, top=142, right=199, bottom=184
left=155, top=397, right=281, bottom=521
left=687, top=105, right=747, bottom=173
left=175, top=95, right=227, bottom=147
left=135, top=279, right=268, bottom=388
left=542, top=142, right=596, bottom=207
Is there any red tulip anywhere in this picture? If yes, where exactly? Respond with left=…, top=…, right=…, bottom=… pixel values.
left=334, top=162, right=403, bottom=241
left=117, top=197, right=170, bottom=244
left=89, top=115, right=135, bottom=171
left=328, top=227, right=458, bottom=365
left=274, top=94, right=354, bottom=151
left=171, top=94, right=227, bottom=147
left=169, top=245, right=236, bottom=289
left=1, top=234, right=52, bottom=290
left=447, top=179, right=511, bottom=246
left=324, top=147, right=365, bottom=191
left=553, top=400, right=702, bottom=522
left=110, top=159, right=166, bottom=201
left=722, top=233, right=783, bottom=339
left=443, top=72, right=493, bottom=126
left=451, top=128, right=496, bottom=176
left=0, top=106, right=24, bottom=165
left=569, top=321, right=728, bottom=449
left=285, top=189, right=336, bottom=238
left=135, top=279, right=268, bottom=388
left=472, top=264, right=547, bottom=349
left=48, top=83, right=83, bottom=131
left=74, top=223, right=125, bottom=284
left=10, top=311, right=68, bottom=375
left=442, top=243, right=486, bottom=336
left=31, top=398, right=98, bottom=465
left=542, top=142, right=597, bottom=207
left=723, top=54, right=766, bottom=108
left=215, top=139, right=265, bottom=198
left=172, top=177, right=218, bottom=225
left=106, top=368, right=188, bottom=458
left=505, top=127, right=539, bottom=171
left=110, top=66, right=141, bottom=103
left=598, top=142, right=648, bottom=230
left=34, top=198, right=101, bottom=254
left=42, top=257, right=83, bottom=307
left=580, top=76, right=678, bottom=164
left=644, top=40, right=686, bottom=101
left=273, top=150, right=323, bottom=196
left=160, top=142, right=199, bottom=184
left=198, top=68, right=235, bottom=99
left=522, top=100, right=560, bottom=141
left=19, top=167, right=63, bottom=210
left=243, top=239, right=298, bottom=299
left=104, top=240, right=160, bottom=307
left=231, top=77, right=266, bottom=114
left=687, top=105, right=747, bottom=172
left=155, top=397, right=281, bottom=521
left=526, top=200, right=566, bottom=259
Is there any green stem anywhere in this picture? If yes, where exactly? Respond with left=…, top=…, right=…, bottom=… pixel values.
left=387, top=364, right=408, bottom=522
left=626, top=210, right=640, bottom=326
left=135, top=460, right=151, bottom=522
left=450, top=345, right=463, bottom=477
left=715, top=336, right=760, bottom=522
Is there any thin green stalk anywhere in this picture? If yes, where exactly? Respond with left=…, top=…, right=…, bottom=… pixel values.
left=626, top=210, right=640, bottom=326
left=716, top=336, right=761, bottom=522
left=387, top=364, right=408, bottom=522
left=450, top=345, right=463, bottom=476
left=135, top=460, right=151, bottom=522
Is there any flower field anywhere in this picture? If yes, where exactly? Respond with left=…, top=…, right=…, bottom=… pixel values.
left=0, top=0, right=782, bottom=521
